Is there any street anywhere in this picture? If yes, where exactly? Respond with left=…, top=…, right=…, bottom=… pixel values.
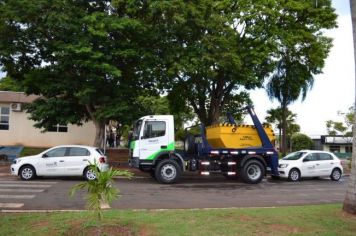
left=0, top=168, right=349, bottom=211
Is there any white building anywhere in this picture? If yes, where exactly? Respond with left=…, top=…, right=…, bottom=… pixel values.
left=0, top=91, right=96, bottom=147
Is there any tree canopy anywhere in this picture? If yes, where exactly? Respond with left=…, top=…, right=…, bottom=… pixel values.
left=290, top=133, right=314, bottom=152
left=0, top=0, right=159, bottom=146
left=0, top=0, right=338, bottom=146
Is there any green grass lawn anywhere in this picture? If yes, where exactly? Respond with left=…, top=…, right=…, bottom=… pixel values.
left=0, top=204, right=355, bottom=236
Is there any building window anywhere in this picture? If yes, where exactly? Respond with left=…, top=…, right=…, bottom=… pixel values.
left=0, top=106, right=10, bottom=130
left=48, top=124, right=68, bottom=132
left=329, top=145, right=340, bottom=153
left=345, top=146, right=352, bottom=153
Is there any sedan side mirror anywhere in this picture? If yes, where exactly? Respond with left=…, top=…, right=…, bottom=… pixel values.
left=42, top=154, right=48, bottom=158
left=303, top=159, right=309, bottom=162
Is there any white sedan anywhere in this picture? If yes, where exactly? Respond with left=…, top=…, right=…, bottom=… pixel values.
left=11, top=145, right=109, bottom=181
left=278, top=150, right=343, bottom=181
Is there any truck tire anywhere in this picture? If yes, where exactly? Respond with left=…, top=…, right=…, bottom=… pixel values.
left=241, top=159, right=265, bottom=184
left=155, top=159, right=181, bottom=184
left=184, top=135, right=195, bottom=154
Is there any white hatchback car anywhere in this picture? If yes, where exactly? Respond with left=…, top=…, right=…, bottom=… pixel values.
left=11, top=145, right=109, bottom=181
left=278, top=150, right=343, bottom=181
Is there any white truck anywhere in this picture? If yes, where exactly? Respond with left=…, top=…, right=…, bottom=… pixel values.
left=128, top=106, right=279, bottom=184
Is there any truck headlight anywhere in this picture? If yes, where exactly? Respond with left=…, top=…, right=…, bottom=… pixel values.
left=279, top=164, right=288, bottom=168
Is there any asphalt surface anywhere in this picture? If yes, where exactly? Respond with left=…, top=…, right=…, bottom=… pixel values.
left=0, top=164, right=349, bottom=211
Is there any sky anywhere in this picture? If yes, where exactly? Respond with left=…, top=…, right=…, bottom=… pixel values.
left=0, top=1, right=354, bottom=137
left=250, top=0, right=355, bottom=137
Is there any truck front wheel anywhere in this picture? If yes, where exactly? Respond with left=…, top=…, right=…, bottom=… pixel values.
left=155, top=159, right=181, bottom=184
left=241, top=159, right=265, bottom=184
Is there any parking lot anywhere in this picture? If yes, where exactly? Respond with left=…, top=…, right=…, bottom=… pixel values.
left=0, top=165, right=349, bottom=211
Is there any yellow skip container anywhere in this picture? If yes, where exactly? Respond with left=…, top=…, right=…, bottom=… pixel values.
left=206, top=124, right=275, bottom=149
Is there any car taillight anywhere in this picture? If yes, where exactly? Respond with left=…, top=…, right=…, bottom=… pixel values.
left=99, top=157, right=106, bottom=163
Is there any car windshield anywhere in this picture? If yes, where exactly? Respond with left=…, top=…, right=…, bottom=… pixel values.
left=282, top=151, right=306, bottom=160
left=132, top=119, right=143, bottom=140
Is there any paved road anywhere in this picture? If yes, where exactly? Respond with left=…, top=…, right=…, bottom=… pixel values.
left=0, top=167, right=349, bottom=211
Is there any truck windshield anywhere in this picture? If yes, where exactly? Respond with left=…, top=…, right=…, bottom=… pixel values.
left=282, top=151, right=306, bottom=160
left=133, top=119, right=143, bottom=140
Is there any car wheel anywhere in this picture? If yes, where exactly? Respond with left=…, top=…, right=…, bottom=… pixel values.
left=241, top=159, right=265, bottom=184
left=288, top=168, right=300, bottom=182
left=155, top=159, right=181, bottom=184
left=83, top=167, right=97, bottom=181
left=330, top=168, right=342, bottom=181
left=20, top=165, right=36, bottom=180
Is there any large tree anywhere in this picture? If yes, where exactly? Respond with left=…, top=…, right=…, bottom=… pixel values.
left=265, top=1, right=336, bottom=155
left=151, top=0, right=337, bottom=126
left=0, top=0, right=338, bottom=148
left=0, top=0, right=158, bottom=147
left=343, top=0, right=356, bottom=215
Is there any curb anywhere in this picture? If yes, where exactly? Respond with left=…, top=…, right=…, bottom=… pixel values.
left=1, top=206, right=280, bottom=213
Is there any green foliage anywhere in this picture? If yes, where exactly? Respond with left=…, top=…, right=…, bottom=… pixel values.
left=263, top=0, right=336, bottom=154
left=20, top=147, right=47, bottom=157
left=0, top=0, right=159, bottom=146
left=154, top=0, right=337, bottom=125
left=0, top=76, right=22, bottom=91
left=69, top=163, right=133, bottom=221
left=326, top=106, right=354, bottom=136
left=0, top=0, right=338, bottom=143
left=265, top=107, right=300, bottom=151
left=265, top=107, right=300, bottom=134
left=290, top=133, right=314, bottom=151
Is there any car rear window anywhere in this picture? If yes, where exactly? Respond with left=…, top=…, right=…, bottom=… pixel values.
left=68, top=147, right=90, bottom=156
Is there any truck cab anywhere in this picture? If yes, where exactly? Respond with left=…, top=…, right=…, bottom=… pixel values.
left=129, top=115, right=185, bottom=182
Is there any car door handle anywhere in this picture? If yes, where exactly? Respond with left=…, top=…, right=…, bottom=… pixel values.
left=59, top=160, right=64, bottom=162
left=82, top=159, right=88, bottom=161
left=330, top=162, right=334, bottom=164
left=315, top=164, right=320, bottom=166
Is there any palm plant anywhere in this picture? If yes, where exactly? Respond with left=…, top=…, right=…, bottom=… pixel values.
left=266, top=59, right=313, bottom=155
left=69, top=163, right=133, bottom=220
left=265, top=107, right=300, bottom=151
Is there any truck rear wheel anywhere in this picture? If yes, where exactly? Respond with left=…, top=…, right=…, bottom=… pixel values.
left=155, top=159, right=181, bottom=184
left=241, top=159, right=265, bottom=184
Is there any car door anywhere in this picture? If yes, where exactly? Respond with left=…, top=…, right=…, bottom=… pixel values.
left=139, top=119, right=169, bottom=161
left=317, top=152, right=335, bottom=176
left=300, top=153, right=319, bottom=177
left=37, top=147, right=67, bottom=176
left=65, top=147, right=91, bottom=175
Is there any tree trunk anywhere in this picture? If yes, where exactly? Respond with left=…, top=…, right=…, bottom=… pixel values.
left=343, top=0, right=356, bottom=215
left=93, top=120, right=105, bottom=148
left=281, top=104, right=287, bottom=156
